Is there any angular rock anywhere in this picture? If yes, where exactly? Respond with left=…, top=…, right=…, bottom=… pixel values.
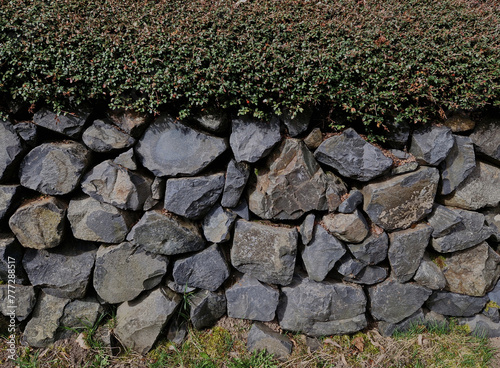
left=459, top=314, right=500, bottom=337
left=442, top=161, right=500, bottom=210
left=226, top=274, right=278, bottom=322
left=107, top=108, right=151, bottom=137
left=444, top=111, right=476, bottom=132
left=278, top=274, right=367, bottom=336
left=391, top=162, right=419, bottom=175
left=20, top=141, right=90, bottom=195
left=68, top=196, right=136, bottom=244
left=390, top=149, right=410, bottom=160
left=413, top=255, right=447, bottom=290
left=228, top=198, right=250, bottom=220
left=194, top=112, right=229, bottom=133
left=0, top=284, right=36, bottom=321
left=344, top=266, right=388, bottom=285
left=82, top=119, right=135, bottom=152
left=378, top=309, right=425, bottom=337
left=426, top=291, right=488, bottom=317
left=324, top=171, right=348, bottom=211
left=57, top=297, right=103, bottom=339
left=441, top=242, right=500, bottom=296
left=189, top=290, right=227, bottom=330
left=165, top=316, right=188, bottom=345
left=81, top=160, right=155, bottom=211
left=127, top=210, right=205, bottom=256
left=9, top=196, right=66, bottom=249
left=247, top=323, right=292, bottom=361
left=164, top=173, right=225, bottom=219
left=231, top=220, right=298, bottom=285
left=202, top=205, right=237, bottom=243
left=230, top=116, right=281, bottom=163
left=33, top=108, right=90, bottom=138
left=0, top=120, right=24, bottom=182
left=0, top=234, right=26, bottom=284
left=431, top=208, right=493, bottom=253
left=470, top=118, right=500, bottom=163
left=347, top=230, right=389, bottom=265
left=336, top=253, right=366, bottom=278
left=173, top=244, right=230, bottom=292
left=440, top=135, right=476, bottom=195
left=113, top=148, right=138, bottom=170
left=483, top=305, right=500, bottom=323
left=281, top=108, right=312, bottom=137
left=369, top=279, right=432, bottom=323
left=248, top=139, right=327, bottom=220
left=135, top=115, right=227, bottom=177
left=13, top=122, right=38, bottom=146
left=303, top=127, right=323, bottom=150
left=220, top=160, right=250, bottom=208
left=93, top=242, right=168, bottom=304
left=338, top=190, right=363, bottom=214
left=488, top=281, right=500, bottom=305
left=314, top=128, right=393, bottom=181
left=322, top=210, right=369, bottom=243
left=427, top=204, right=463, bottom=238
left=409, top=125, right=454, bottom=166
left=114, top=287, right=181, bottom=354
left=23, top=242, right=97, bottom=299
left=0, top=185, right=19, bottom=221
left=22, top=291, right=70, bottom=348
left=483, top=207, right=500, bottom=242
left=362, top=166, right=440, bottom=231
left=388, top=224, right=432, bottom=283
left=299, top=213, right=315, bottom=245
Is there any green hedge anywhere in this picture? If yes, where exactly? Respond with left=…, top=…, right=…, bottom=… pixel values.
left=1, top=0, right=499, bottom=132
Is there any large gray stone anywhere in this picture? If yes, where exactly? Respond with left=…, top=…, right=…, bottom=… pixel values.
left=107, top=108, right=151, bottom=137
left=247, top=323, right=292, bottom=362
left=281, top=108, right=312, bottom=137
left=93, top=242, right=168, bottom=304
left=388, top=224, right=432, bottom=283
left=172, top=244, right=230, bottom=292
left=13, top=122, right=38, bottom=146
left=20, top=141, right=90, bottom=195
left=226, top=274, right=279, bottom=322
left=335, top=253, right=366, bottom=278
left=248, top=139, right=327, bottom=220
left=470, top=118, right=500, bottom=163
left=23, top=242, right=97, bottom=299
left=362, top=166, right=440, bottom=231
left=314, top=128, right=393, bottom=181
left=426, top=291, right=488, bottom=317
left=0, top=185, right=19, bottom=221
left=440, top=135, right=476, bottom=195
left=369, top=279, right=432, bottom=323
left=344, top=266, right=388, bottom=285
left=0, top=234, right=26, bottom=284
left=164, top=173, right=225, bottom=219
left=57, top=297, right=103, bottom=339
left=322, top=210, right=369, bottom=243
left=202, top=205, right=237, bottom=243
left=114, top=286, right=181, bottom=354
left=33, top=108, right=90, bottom=138
left=231, top=220, right=298, bottom=285
left=9, top=196, right=66, bottom=249
left=427, top=204, right=463, bottom=238
left=278, top=274, right=367, bottom=336
left=299, top=213, right=315, bottom=246
left=459, top=315, right=500, bottom=338
left=302, top=225, right=346, bottom=282
left=189, top=290, right=227, bottom=330
left=0, top=120, right=24, bottom=182
left=338, top=190, right=363, bottom=214
left=135, top=115, right=227, bottom=177
left=68, top=196, right=136, bottom=244
left=82, top=119, right=135, bottom=152
left=127, top=210, right=205, bottom=256
left=347, top=230, right=389, bottom=265
left=442, top=161, right=500, bottom=210
left=81, top=160, right=155, bottom=211
left=413, top=255, right=447, bottom=290
left=0, top=284, right=36, bottom=321
left=230, top=116, right=281, bottom=163
left=220, top=160, right=250, bottom=208
left=409, top=125, right=454, bottom=166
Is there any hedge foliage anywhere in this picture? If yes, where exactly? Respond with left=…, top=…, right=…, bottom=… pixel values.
left=0, top=0, right=499, bottom=131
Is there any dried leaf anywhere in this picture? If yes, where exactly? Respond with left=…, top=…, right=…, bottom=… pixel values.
left=352, top=336, right=365, bottom=352
left=323, top=338, right=342, bottom=348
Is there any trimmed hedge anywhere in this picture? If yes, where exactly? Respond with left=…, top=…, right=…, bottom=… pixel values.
left=0, top=0, right=499, bottom=131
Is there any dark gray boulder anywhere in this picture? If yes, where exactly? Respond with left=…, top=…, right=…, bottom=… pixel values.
left=247, top=323, right=292, bottom=362
left=82, top=119, right=135, bottom=152
left=470, top=117, right=500, bottom=163
left=336, top=253, right=366, bottom=278
left=488, top=281, right=500, bottom=305
left=440, top=135, right=476, bottom=195
left=299, top=213, right=315, bottom=245
left=13, top=122, right=38, bottom=146
left=426, top=291, right=488, bottom=317
left=427, top=204, right=463, bottom=238
left=228, top=198, right=251, bottom=220
left=164, top=173, right=225, bottom=219
left=314, top=128, right=393, bottom=181
left=20, top=141, right=90, bottom=195
left=378, top=309, right=426, bottom=337
left=135, top=115, right=227, bottom=177
left=344, top=266, right=388, bottom=285
left=281, top=108, right=312, bottom=137
left=33, top=108, right=90, bottom=138
left=113, top=148, right=138, bottom=170
left=0, top=185, right=19, bottom=221
left=338, top=190, right=363, bottom=214
left=409, top=125, right=454, bottom=166
left=322, top=210, right=369, bottom=244
left=0, top=120, right=24, bottom=182
left=413, top=255, right=447, bottom=290
left=189, top=290, right=227, bottom=330
left=0, top=234, right=27, bottom=284
left=0, top=284, right=36, bottom=321
left=220, top=160, right=250, bottom=208
left=347, top=230, right=389, bottom=265
left=57, top=297, right=103, bottom=339
left=202, top=205, right=237, bottom=243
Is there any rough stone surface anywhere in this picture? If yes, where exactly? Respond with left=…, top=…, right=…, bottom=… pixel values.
left=314, top=128, right=393, bottom=181
left=14, top=122, right=38, bottom=146
left=0, top=120, right=24, bottom=182
left=426, top=291, right=488, bottom=317
left=427, top=204, right=463, bottom=238
left=303, top=128, right=323, bottom=150
left=0, top=185, right=19, bottom=221
left=442, top=161, right=500, bottom=210
left=194, top=111, right=229, bottom=133
left=68, top=196, right=136, bottom=244
left=409, top=125, right=454, bottom=166
left=347, top=230, right=389, bottom=265
left=338, top=190, right=363, bottom=214
left=322, top=210, right=369, bottom=244
left=20, top=142, right=90, bottom=195
left=0, top=284, right=36, bottom=321
left=444, top=112, right=476, bottom=132
left=136, top=115, right=227, bottom=177
left=93, top=242, right=168, bottom=304
left=248, top=139, right=327, bottom=220
left=388, top=224, right=432, bottom=283
left=164, top=173, right=225, bottom=219
left=127, top=210, right=205, bottom=256
left=335, top=253, right=366, bottom=278
left=172, top=244, right=230, bottom=292
left=470, top=118, right=500, bottom=163
left=483, top=207, right=500, bottom=242
left=281, top=108, right=312, bottom=137
left=440, top=135, right=476, bottom=195
left=483, top=306, right=500, bottom=323
left=226, top=274, right=279, bottom=322
left=57, top=297, right=103, bottom=339
left=231, top=220, right=298, bottom=285
left=113, top=148, right=138, bottom=170
left=378, top=309, right=425, bottom=337
left=114, top=287, right=181, bottom=354
left=81, top=160, right=155, bottom=211
left=9, top=197, right=66, bottom=250
left=362, top=166, right=440, bottom=231
left=441, top=242, right=500, bottom=296
left=344, top=266, right=388, bottom=285
left=33, top=108, right=90, bottom=138
left=23, top=242, right=97, bottom=299
left=369, top=279, right=432, bottom=323
left=221, top=160, right=250, bottom=208
left=229, top=198, right=250, bottom=220
left=324, top=171, right=348, bottom=211
left=299, top=213, right=315, bottom=245
left=459, top=314, right=500, bottom=337
left=391, top=162, right=419, bottom=175
left=189, top=290, right=227, bottom=330
left=0, top=234, right=26, bottom=284
left=413, top=255, right=447, bottom=290
left=202, top=205, right=237, bottom=243
left=247, top=323, right=292, bottom=361
left=230, top=116, right=281, bottom=163
left=107, top=109, right=151, bottom=137
left=82, top=119, right=135, bottom=152
left=278, top=274, right=367, bottom=336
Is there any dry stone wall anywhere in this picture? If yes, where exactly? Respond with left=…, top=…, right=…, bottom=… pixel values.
left=1, top=108, right=500, bottom=355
